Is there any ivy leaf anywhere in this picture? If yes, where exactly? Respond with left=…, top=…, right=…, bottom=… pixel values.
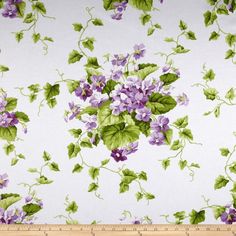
left=179, top=20, right=187, bottom=30
left=0, top=126, right=17, bottom=142
left=147, top=27, right=155, bottom=36
left=36, top=176, right=53, bottom=184
left=138, top=171, right=147, bottom=181
left=203, top=11, right=217, bottom=26
left=80, top=138, right=93, bottom=148
left=101, top=159, right=110, bottom=166
left=203, top=69, right=215, bottom=81
left=69, top=129, right=82, bottom=138
left=220, top=148, right=230, bottom=157
left=66, top=201, right=78, bottom=213
left=67, top=143, right=81, bottom=159
left=179, top=128, right=193, bottom=141
left=162, top=159, right=170, bottom=170
left=119, top=181, right=129, bottom=193
left=22, top=203, right=41, bottom=216
left=136, top=192, right=143, bottom=201
left=213, top=206, right=226, bottom=219
left=185, top=31, right=196, bottom=40
left=209, top=31, right=220, bottom=41
left=0, top=65, right=9, bottom=72
left=173, top=116, right=188, bottom=128
left=129, top=0, right=153, bottom=11
left=225, top=88, right=236, bottom=100
left=0, top=195, right=21, bottom=210
left=23, top=13, right=34, bottom=23
left=72, top=164, right=83, bottom=173
left=214, top=175, right=229, bottom=189
left=85, top=57, right=100, bottom=69
left=164, top=37, right=174, bottom=43
left=88, top=183, right=99, bottom=192
left=68, top=50, right=83, bottom=64
left=170, top=140, right=183, bottom=150
left=43, top=83, right=60, bottom=100
left=101, top=123, right=140, bottom=150
left=122, top=169, right=137, bottom=184
left=32, top=33, right=40, bottom=43
left=160, top=73, right=179, bottom=85
left=3, top=143, right=15, bottom=155
left=92, top=18, right=103, bottom=26
left=140, top=13, right=151, bottom=25
left=189, top=210, right=205, bottom=224
left=147, top=92, right=177, bottom=115
left=226, top=34, right=236, bottom=47
left=42, top=151, right=51, bottom=161
left=225, top=49, right=236, bottom=59
left=89, top=167, right=100, bottom=180
left=15, top=32, right=24, bottom=42
left=48, top=162, right=60, bottom=171
left=82, top=37, right=95, bottom=51
left=203, top=88, right=218, bottom=100
left=15, top=1, right=26, bottom=17
left=47, top=98, right=57, bottom=108
left=5, top=97, right=17, bottom=111
left=217, top=4, right=229, bottom=15
left=229, top=162, right=236, bottom=174
left=32, top=2, right=46, bottom=14
left=28, top=84, right=40, bottom=93
left=179, top=160, right=187, bottom=170
left=67, top=81, right=80, bottom=93
left=173, top=45, right=190, bottom=54
left=43, top=37, right=53, bottom=42
left=145, top=193, right=155, bottom=200
left=73, top=23, right=83, bottom=32
left=103, top=0, right=123, bottom=10
left=164, top=129, right=173, bottom=145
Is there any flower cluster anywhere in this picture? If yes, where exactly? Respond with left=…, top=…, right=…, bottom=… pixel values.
left=111, top=1, right=128, bottom=20
left=0, top=208, right=26, bottom=224
left=1, top=0, right=22, bottom=18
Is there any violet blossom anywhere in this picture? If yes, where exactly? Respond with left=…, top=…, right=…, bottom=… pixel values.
left=91, top=75, right=106, bottom=92
left=2, top=4, right=18, bottom=18
left=150, top=116, right=169, bottom=132
left=135, top=107, right=151, bottom=122
left=149, top=132, right=165, bottom=146
left=111, top=54, right=129, bottom=67
left=133, top=44, right=146, bottom=60
left=82, top=115, right=97, bottom=131
left=111, top=1, right=128, bottom=20
left=221, top=206, right=236, bottom=224
left=111, top=149, right=127, bottom=162
left=75, top=83, right=93, bottom=101
left=0, top=208, right=26, bottom=224
left=0, top=112, right=18, bottom=127
left=0, top=173, right=9, bottom=189
left=177, top=93, right=189, bottom=106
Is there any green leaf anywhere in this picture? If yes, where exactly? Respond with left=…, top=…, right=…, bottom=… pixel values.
left=49, top=162, right=60, bottom=171
left=28, top=84, right=40, bottom=93
left=136, top=192, right=143, bottom=201
left=131, top=63, right=158, bottom=80
left=28, top=168, right=37, bottom=173
left=69, top=129, right=82, bottom=138
left=15, top=1, right=26, bottom=17
left=185, top=31, right=196, bottom=40
left=80, top=137, right=92, bottom=148
left=32, top=2, right=46, bottom=14
left=0, top=126, right=17, bottom=142
left=22, top=203, right=41, bottom=216
left=171, top=140, right=183, bottom=150
left=97, top=101, right=124, bottom=127
left=47, top=98, right=57, bottom=108
left=129, top=0, right=153, bottom=11
left=226, top=34, right=236, bottom=47
left=18, top=153, right=25, bottom=159
left=66, top=201, right=78, bottom=213
left=5, top=97, right=17, bottom=111
left=173, top=45, right=190, bottom=54
left=36, top=176, right=53, bottom=184
left=225, top=49, right=236, bottom=59
left=0, top=65, right=9, bottom=72
left=43, top=83, right=60, bottom=100
left=67, top=143, right=81, bottom=159
left=179, top=160, right=187, bottom=170
left=220, top=148, right=230, bottom=157
left=43, top=37, right=53, bottom=42
left=103, top=0, right=123, bottom=10
left=102, top=80, right=118, bottom=95
left=138, top=171, right=147, bottom=181
left=214, top=175, right=229, bottom=189
left=42, top=151, right=51, bottom=161
left=162, top=159, right=170, bottom=170
left=209, top=31, right=220, bottom=41
left=89, top=167, right=100, bottom=180
left=179, top=20, right=187, bottom=30
left=11, top=157, right=18, bottom=166
left=3, top=143, right=15, bottom=155
left=203, top=11, right=217, bottom=26
left=147, top=92, right=177, bottom=115
left=67, top=81, right=80, bottom=93
left=119, top=181, right=129, bottom=193
left=29, top=94, right=37, bottom=102
left=15, top=32, right=24, bottom=42
left=164, top=37, right=175, bottom=42
left=173, top=116, right=188, bottom=128
left=215, top=107, right=220, bottom=117
left=230, top=162, right=236, bottom=174
left=208, top=0, right=218, bottom=5
left=189, top=210, right=205, bottom=224
left=140, top=13, right=151, bottom=25
left=0, top=195, right=21, bottom=210
left=231, top=182, right=236, bottom=192
left=225, top=88, right=236, bottom=100
left=82, top=37, right=95, bottom=51
left=72, top=23, right=83, bottom=32
left=190, top=163, right=200, bottom=168
left=122, top=169, right=137, bottom=184
left=92, top=18, right=103, bottom=26
left=213, top=206, right=226, bottom=219
left=147, top=27, right=155, bottom=36
left=68, top=50, right=83, bottom=64
left=101, top=123, right=140, bottom=150
left=101, top=159, right=110, bottom=166
left=203, top=88, right=218, bottom=100
left=164, top=129, right=173, bottom=145
left=132, top=117, right=150, bottom=137
left=160, top=73, right=179, bottom=85
left=32, top=33, right=40, bottom=43
left=23, top=13, right=34, bottom=23
left=145, top=193, right=155, bottom=200
left=179, top=128, right=193, bottom=141
left=72, top=163, right=83, bottom=173
left=15, top=111, right=30, bottom=122
left=85, top=57, right=100, bottom=69
left=203, top=69, right=215, bottom=81
left=174, top=211, right=186, bottom=222
left=88, top=183, right=98, bottom=192
left=217, top=4, right=229, bottom=15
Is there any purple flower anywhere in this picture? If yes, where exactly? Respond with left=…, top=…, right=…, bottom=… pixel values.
left=89, top=94, right=108, bottom=107
left=68, top=102, right=81, bottom=120
left=82, top=115, right=97, bottom=131
left=0, top=173, right=9, bottom=189
left=0, top=95, right=7, bottom=112
left=177, top=93, right=189, bottom=106
left=113, top=1, right=128, bottom=12
left=150, top=116, right=169, bottom=132
left=123, top=142, right=138, bottom=155
left=0, top=112, right=19, bottom=127
left=111, top=70, right=123, bottom=81
left=111, top=149, right=127, bottom=162
left=7, top=0, right=23, bottom=3
left=133, top=44, right=146, bottom=60
left=132, top=219, right=141, bottom=224
left=149, top=132, right=165, bottom=146
left=75, top=83, right=93, bottom=101
left=2, top=4, right=18, bottom=18
left=112, top=54, right=129, bottom=67
left=91, top=75, right=106, bottom=92
left=159, top=0, right=164, bottom=3
left=111, top=12, right=123, bottom=20
left=25, top=196, right=33, bottom=203
left=135, top=107, right=151, bottom=122
left=0, top=208, right=26, bottom=224
left=162, top=65, right=170, bottom=73
left=221, top=207, right=236, bottom=224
